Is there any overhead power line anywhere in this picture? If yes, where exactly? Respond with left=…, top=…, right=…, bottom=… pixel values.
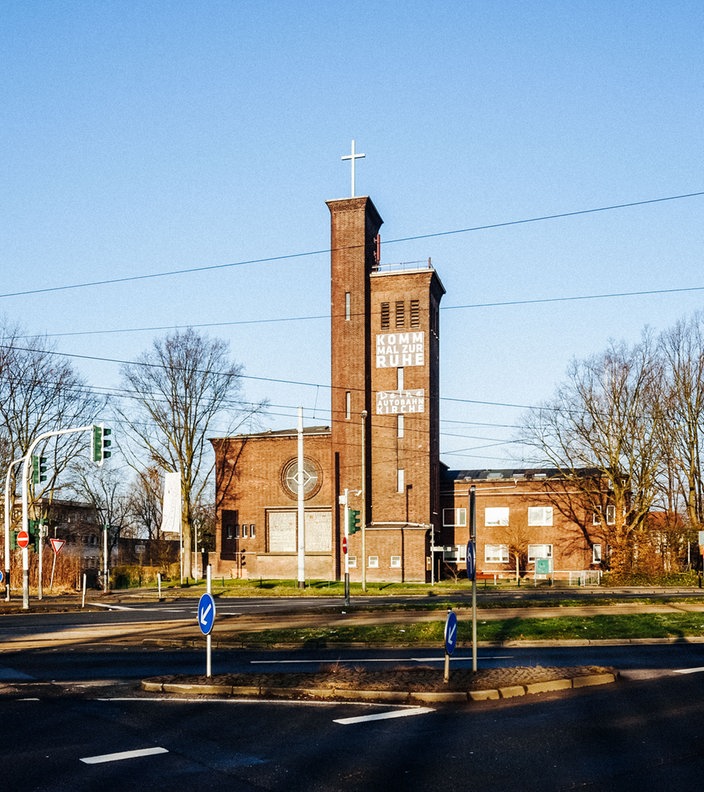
left=30, top=281, right=704, bottom=340
left=1, top=189, right=702, bottom=301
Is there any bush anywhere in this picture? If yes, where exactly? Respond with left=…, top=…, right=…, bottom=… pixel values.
left=602, top=570, right=701, bottom=587
left=111, top=565, right=170, bottom=589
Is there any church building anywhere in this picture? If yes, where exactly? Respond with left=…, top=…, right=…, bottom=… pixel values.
left=211, top=193, right=444, bottom=583
left=210, top=191, right=604, bottom=584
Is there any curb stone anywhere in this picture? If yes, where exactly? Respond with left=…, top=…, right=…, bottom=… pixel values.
left=141, top=670, right=618, bottom=704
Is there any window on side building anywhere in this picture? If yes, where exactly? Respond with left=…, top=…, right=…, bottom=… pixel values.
left=528, top=506, right=553, bottom=526
left=485, top=507, right=509, bottom=526
left=485, top=544, right=509, bottom=563
left=528, top=543, right=553, bottom=562
left=443, top=507, right=467, bottom=527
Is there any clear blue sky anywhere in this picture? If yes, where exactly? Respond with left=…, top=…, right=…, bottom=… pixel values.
left=1, top=1, right=703, bottom=468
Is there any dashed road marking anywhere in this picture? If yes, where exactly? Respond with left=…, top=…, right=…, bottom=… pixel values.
left=80, top=747, right=168, bottom=765
left=334, top=707, right=434, bottom=725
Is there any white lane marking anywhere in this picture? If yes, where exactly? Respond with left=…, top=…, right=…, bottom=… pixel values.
left=251, top=655, right=513, bottom=665
left=334, top=707, right=434, bottom=725
left=673, top=666, right=704, bottom=675
left=80, top=746, right=168, bottom=765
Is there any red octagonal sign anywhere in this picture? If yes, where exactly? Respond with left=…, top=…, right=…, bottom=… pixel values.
left=17, top=530, right=29, bottom=549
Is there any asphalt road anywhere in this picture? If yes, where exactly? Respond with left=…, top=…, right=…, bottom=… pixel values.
left=2, top=593, right=704, bottom=790
left=1, top=667, right=703, bottom=791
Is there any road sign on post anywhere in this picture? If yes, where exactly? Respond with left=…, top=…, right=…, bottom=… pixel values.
left=198, top=592, right=216, bottom=635
left=443, top=609, right=458, bottom=683
left=198, top=567, right=215, bottom=678
left=17, top=530, right=29, bottom=549
left=466, top=540, right=476, bottom=581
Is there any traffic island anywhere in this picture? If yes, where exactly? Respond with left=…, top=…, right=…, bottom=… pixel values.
left=141, top=665, right=617, bottom=704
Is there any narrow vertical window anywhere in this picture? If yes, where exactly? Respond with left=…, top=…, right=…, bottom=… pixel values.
left=395, top=300, right=405, bottom=327
left=345, top=391, right=351, bottom=420
left=397, top=414, right=404, bottom=438
left=397, top=367, right=404, bottom=389
left=380, top=302, right=390, bottom=329
left=345, top=292, right=351, bottom=320
left=410, top=299, right=420, bottom=327
left=397, top=468, right=405, bottom=493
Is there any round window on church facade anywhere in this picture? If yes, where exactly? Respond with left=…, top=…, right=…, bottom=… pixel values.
left=281, top=457, right=322, bottom=500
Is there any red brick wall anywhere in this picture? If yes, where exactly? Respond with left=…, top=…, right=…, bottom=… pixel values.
left=439, top=476, right=599, bottom=579
left=212, top=430, right=332, bottom=579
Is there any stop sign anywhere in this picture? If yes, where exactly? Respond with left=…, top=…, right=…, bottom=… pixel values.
left=17, top=530, right=29, bottom=549
left=342, top=536, right=348, bottom=554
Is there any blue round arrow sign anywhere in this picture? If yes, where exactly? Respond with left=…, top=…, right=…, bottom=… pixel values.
left=466, top=540, right=476, bottom=581
left=444, top=610, right=458, bottom=655
left=198, top=592, right=216, bottom=636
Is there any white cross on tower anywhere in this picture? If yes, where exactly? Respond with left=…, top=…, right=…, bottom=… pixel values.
left=341, top=139, right=365, bottom=197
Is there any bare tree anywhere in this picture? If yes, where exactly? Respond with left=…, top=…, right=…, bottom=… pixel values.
left=522, top=334, right=664, bottom=578
left=497, top=521, right=532, bottom=582
left=0, top=318, right=103, bottom=521
left=71, top=460, right=131, bottom=560
left=657, top=312, right=704, bottom=555
left=117, top=328, right=257, bottom=579
left=126, top=466, right=163, bottom=541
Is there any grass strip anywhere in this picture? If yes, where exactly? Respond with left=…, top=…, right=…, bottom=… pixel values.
left=232, top=612, right=704, bottom=647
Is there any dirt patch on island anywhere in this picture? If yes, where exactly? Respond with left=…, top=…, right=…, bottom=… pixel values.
left=146, top=663, right=615, bottom=694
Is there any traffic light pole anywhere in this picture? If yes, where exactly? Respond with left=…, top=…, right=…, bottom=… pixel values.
left=343, top=489, right=350, bottom=606
left=4, top=457, right=24, bottom=601
left=20, top=424, right=100, bottom=610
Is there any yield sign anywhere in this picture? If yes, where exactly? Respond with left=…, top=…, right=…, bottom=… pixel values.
left=50, top=538, right=66, bottom=555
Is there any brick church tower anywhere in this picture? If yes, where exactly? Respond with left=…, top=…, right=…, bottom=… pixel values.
left=211, top=192, right=444, bottom=584
left=328, top=197, right=444, bottom=582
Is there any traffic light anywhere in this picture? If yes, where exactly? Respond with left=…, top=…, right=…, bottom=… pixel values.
left=92, top=424, right=112, bottom=464
left=347, top=508, right=361, bottom=535
left=29, top=520, right=40, bottom=552
left=31, top=455, right=48, bottom=485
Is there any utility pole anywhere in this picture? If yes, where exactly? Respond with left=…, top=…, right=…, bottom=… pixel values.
left=297, top=407, right=305, bottom=589
left=469, top=485, right=477, bottom=672
left=360, top=410, right=368, bottom=593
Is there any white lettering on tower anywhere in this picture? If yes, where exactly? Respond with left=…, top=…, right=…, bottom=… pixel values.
left=376, top=332, right=425, bottom=368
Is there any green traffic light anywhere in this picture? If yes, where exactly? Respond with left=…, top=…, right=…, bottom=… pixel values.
left=92, top=424, right=113, bottom=464
left=31, top=455, right=48, bottom=484
left=348, top=509, right=361, bottom=534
